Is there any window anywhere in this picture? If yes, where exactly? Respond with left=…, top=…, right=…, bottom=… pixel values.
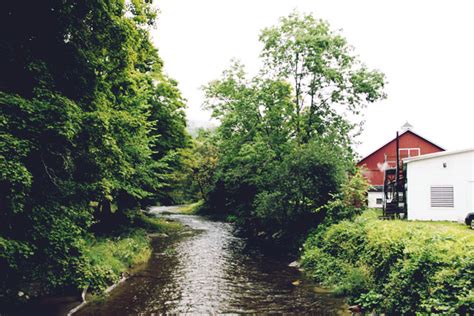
left=430, top=186, right=454, bottom=208
left=376, top=198, right=383, bottom=205
left=399, top=148, right=420, bottom=159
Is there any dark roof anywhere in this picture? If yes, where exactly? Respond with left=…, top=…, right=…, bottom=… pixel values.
left=369, top=185, right=384, bottom=192
left=358, top=130, right=445, bottom=165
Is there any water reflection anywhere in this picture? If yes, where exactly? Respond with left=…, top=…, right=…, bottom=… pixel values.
left=78, top=206, right=346, bottom=315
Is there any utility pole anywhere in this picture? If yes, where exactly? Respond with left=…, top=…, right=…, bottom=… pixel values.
left=395, top=131, right=400, bottom=206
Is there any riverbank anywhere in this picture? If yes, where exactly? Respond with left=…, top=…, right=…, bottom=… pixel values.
left=301, top=209, right=474, bottom=314
left=0, top=211, right=183, bottom=315
left=81, top=212, right=182, bottom=293
left=177, top=200, right=203, bottom=214
left=74, top=205, right=347, bottom=314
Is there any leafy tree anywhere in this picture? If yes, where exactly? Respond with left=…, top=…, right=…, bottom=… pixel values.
left=259, top=11, right=386, bottom=144
left=167, top=129, right=219, bottom=204
left=0, top=0, right=188, bottom=297
left=201, top=12, right=386, bottom=247
left=316, top=168, right=370, bottom=225
left=188, top=131, right=219, bottom=202
left=148, top=75, right=189, bottom=159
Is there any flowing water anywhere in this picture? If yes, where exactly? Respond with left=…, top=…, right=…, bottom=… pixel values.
left=76, top=206, right=347, bottom=315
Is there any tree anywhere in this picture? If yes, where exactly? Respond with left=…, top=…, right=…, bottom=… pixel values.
left=201, top=12, right=386, bottom=248
left=259, top=11, right=386, bottom=144
left=0, top=0, right=188, bottom=296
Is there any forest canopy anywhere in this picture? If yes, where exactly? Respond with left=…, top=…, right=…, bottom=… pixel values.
left=0, top=0, right=188, bottom=298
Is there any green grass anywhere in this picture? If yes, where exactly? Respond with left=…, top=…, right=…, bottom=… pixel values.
left=177, top=200, right=204, bottom=214
left=82, top=230, right=151, bottom=292
left=301, top=209, right=474, bottom=314
left=136, top=212, right=182, bottom=232
left=359, top=209, right=473, bottom=258
left=81, top=211, right=182, bottom=293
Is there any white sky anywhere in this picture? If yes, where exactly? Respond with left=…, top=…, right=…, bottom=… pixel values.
left=151, top=0, right=474, bottom=158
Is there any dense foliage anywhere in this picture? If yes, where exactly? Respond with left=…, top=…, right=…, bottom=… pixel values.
left=168, top=129, right=219, bottom=204
left=200, top=12, right=385, bottom=246
left=80, top=213, right=181, bottom=294
left=0, top=0, right=188, bottom=300
left=301, top=210, right=474, bottom=314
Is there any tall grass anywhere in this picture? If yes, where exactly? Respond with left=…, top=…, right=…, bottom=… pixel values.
left=178, top=201, right=204, bottom=214
left=80, top=212, right=181, bottom=293
left=301, top=210, right=474, bottom=314
left=82, top=230, right=151, bottom=292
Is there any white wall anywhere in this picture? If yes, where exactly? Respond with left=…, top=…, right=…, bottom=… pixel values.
left=406, top=151, right=474, bottom=221
left=470, top=181, right=474, bottom=217
left=368, top=191, right=384, bottom=209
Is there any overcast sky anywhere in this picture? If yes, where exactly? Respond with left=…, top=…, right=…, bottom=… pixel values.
left=151, top=0, right=474, bottom=158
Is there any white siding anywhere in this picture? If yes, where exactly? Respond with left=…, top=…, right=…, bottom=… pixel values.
left=406, top=150, right=474, bottom=221
left=368, top=191, right=384, bottom=209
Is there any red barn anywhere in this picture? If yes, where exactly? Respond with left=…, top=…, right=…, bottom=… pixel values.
left=357, top=123, right=445, bottom=208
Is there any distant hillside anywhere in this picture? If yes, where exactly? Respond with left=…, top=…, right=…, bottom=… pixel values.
left=186, top=119, right=217, bottom=137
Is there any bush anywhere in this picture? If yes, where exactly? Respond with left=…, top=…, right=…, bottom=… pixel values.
left=134, top=211, right=182, bottom=233
left=205, top=138, right=351, bottom=249
left=178, top=200, right=204, bottom=215
left=301, top=211, right=474, bottom=314
left=80, top=230, right=151, bottom=293
left=318, top=168, right=369, bottom=225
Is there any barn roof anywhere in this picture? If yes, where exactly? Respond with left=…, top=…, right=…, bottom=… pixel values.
left=358, top=130, right=445, bottom=165
left=404, top=147, right=474, bottom=163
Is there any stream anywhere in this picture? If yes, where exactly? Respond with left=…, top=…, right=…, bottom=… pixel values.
left=76, top=206, right=347, bottom=315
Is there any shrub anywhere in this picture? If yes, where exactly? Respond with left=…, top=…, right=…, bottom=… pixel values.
left=178, top=200, right=204, bottom=215
left=80, top=230, right=151, bottom=293
left=316, top=168, right=370, bottom=225
left=301, top=211, right=474, bottom=314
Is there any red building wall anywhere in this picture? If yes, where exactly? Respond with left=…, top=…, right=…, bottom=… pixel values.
left=357, top=131, right=444, bottom=187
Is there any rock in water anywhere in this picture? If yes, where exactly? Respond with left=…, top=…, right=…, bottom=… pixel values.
left=288, top=261, right=299, bottom=268
left=348, top=305, right=363, bottom=313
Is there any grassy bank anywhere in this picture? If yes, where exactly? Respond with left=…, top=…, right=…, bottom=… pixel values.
left=81, top=229, right=151, bottom=292
left=301, top=210, right=474, bottom=314
left=78, top=212, right=181, bottom=294
left=0, top=212, right=183, bottom=310
left=178, top=201, right=204, bottom=214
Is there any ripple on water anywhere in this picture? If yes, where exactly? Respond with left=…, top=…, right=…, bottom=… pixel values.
left=77, top=207, right=347, bottom=315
